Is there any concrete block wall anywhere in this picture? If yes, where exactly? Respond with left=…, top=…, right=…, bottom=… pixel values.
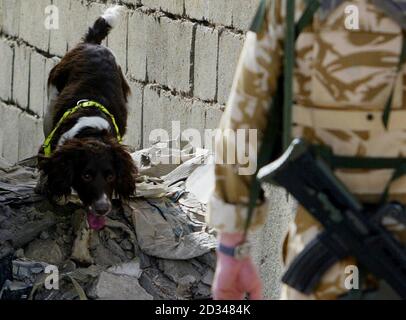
left=0, top=0, right=262, bottom=163
left=0, top=0, right=293, bottom=300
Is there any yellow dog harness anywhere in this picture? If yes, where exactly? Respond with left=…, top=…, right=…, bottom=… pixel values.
left=43, top=100, right=122, bottom=158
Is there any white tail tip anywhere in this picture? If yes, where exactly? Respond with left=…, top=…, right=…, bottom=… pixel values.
left=101, top=5, right=123, bottom=28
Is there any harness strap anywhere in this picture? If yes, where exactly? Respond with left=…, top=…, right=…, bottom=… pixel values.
left=312, top=144, right=406, bottom=202
left=293, top=105, right=406, bottom=130
left=282, top=0, right=296, bottom=150
left=43, top=100, right=122, bottom=158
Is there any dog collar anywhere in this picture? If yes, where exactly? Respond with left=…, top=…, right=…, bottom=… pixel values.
left=43, top=100, right=122, bottom=158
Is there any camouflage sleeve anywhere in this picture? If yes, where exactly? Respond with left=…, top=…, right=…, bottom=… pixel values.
left=207, top=0, right=285, bottom=233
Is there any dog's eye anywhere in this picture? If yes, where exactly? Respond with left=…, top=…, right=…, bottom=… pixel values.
left=82, top=173, right=93, bottom=182
left=106, top=174, right=115, bottom=183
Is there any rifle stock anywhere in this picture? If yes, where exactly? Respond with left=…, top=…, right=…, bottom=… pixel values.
left=258, top=139, right=406, bottom=298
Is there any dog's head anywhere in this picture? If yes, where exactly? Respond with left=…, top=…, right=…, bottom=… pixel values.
left=39, top=136, right=137, bottom=229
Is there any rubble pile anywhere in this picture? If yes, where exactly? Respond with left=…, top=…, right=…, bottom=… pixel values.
left=0, top=146, right=217, bottom=300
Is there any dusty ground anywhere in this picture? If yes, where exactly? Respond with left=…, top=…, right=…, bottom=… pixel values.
left=0, top=157, right=216, bottom=300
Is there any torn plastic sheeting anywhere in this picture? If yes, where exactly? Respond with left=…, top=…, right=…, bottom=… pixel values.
left=129, top=199, right=217, bottom=260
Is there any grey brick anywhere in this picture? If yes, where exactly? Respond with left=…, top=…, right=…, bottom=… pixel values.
left=48, top=0, right=70, bottom=56
left=185, top=0, right=233, bottom=27
left=29, top=51, right=47, bottom=117
left=1, top=103, right=21, bottom=164
left=194, top=25, right=218, bottom=101
left=141, top=0, right=184, bottom=15
left=144, top=16, right=194, bottom=93
left=143, top=86, right=205, bottom=147
left=127, top=10, right=147, bottom=81
left=19, top=0, right=51, bottom=51
left=0, top=39, right=13, bottom=101
left=217, top=31, right=244, bottom=105
left=13, top=44, right=31, bottom=109
left=67, top=0, right=92, bottom=51
left=204, top=105, right=223, bottom=129
left=1, top=0, right=21, bottom=37
left=18, top=112, right=43, bottom=161
left=123, top=81, right=143, bottom=150
left=232, top=0, right=261, bottom=31
left=145, top=15, right=167, bottom=86
left=166, top=18, right=194, bottom=93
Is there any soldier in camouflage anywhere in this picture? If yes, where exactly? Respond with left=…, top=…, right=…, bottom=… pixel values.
left=208, top=0, right=406, bottom=300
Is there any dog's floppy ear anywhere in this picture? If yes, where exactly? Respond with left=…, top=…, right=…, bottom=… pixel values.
left=111, top=142, right=137, bottom=200
left=38, top=144, right=77, bottom=200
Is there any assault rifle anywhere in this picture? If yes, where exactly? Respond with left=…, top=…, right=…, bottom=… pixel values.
left=257, top=139, right=406, bottom=298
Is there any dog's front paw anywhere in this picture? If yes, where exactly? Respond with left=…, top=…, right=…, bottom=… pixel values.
left=71, top=227, right=94, bottom=265
left=71, top=212, right=94, bottom=266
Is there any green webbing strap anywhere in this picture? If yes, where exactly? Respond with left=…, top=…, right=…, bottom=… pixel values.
left=283, top=0, right=296, bottom=150
left=313, top=145, right=406, bottom=170
left=284, top=0, right=322, bottom=149
left=296, top=0, right=321, bottom=38
left=382, top=34, right=406, bottom=128
left=249, top=0, right=269, bottom=32
left=244, top=0, right=320, bottom=237
left=312, top=144, right=406, bottom=202
left=43, top=100, right=122, bottom=158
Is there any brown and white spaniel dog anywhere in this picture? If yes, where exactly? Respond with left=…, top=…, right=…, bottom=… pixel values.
left=37, top=6, right=137, bottom=231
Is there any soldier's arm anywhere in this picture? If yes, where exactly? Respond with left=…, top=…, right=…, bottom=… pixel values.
left=207, top=0, right=285, bottom=235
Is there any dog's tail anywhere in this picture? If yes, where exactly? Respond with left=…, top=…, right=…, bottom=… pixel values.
left=83, top=5, right=123, bottom=45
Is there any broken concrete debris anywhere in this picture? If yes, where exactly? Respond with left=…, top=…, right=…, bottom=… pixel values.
left=0, top=146, right=217, bottom=300
left=88, top=271, right=153, bottom=300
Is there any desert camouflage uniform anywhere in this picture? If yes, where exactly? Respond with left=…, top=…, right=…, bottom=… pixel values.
left=207, top=0, right=406, bottom=299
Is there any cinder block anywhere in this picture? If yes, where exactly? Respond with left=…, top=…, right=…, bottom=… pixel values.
left=29, top=51, right=47, bottom=117
left=1, top=0, right=21, bottom=37
left=204, top=105, right=223, bottom=129
left=123, top=81, right=143, bottom=150
left=217, top=31, right=244, bottom=105
left=143, top=85, right=206, bottom=147
left=144, top=15, right=167, bottom=86
left=50, top=0, right=97, bottom=55
left=185, top=0, right=233, bottom=27
left=144, top=16, right=194, bottom=93
left=1, top=103, right=22, bottom=164
left=107, top=8, right=128, bottom=71
left=48, top=0, right=70, bottom=57
left=166, top=18, right=195, bottom=93
left=18, top=112, right=43, bottom=161
left=141, top=0, right=184, bottom=15
left=19, top=0, right=51, bottom=51
left=232, top=0, right=261, bottom=31
left=67, top=0, right=92, bottom=51
left=193, top=25, right=218, bottom=101
left=127, top=10, right=147, bottom=81
left=13, top=44, right=31, bottom=109
left=0, top=39, right=13, bottom=101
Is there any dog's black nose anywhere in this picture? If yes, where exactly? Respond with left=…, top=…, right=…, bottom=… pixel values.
left=93, top=195, right=112, bottom=216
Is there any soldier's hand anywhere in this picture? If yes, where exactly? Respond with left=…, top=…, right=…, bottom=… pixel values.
left=212, top=233, right=263, bottom=300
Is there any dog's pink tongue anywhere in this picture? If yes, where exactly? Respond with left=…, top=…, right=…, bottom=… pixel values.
left=87, top=211, right=106, bottom=230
